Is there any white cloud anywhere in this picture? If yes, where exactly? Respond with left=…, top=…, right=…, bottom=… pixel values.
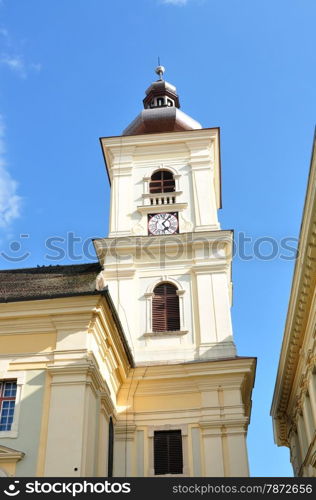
left=0, top=54, right=26, bottom=78
left=161, top=0, right=189, bottom=4
left=0, top=116, right=22, bottom=228
left=0, top=28, right=41, bottom=78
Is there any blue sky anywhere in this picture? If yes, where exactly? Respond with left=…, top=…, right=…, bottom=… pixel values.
left=1, top=0, right=316, bottom=477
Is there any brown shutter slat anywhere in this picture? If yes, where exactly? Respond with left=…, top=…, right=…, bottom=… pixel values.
left=167, top=294, right=180, bottom=331
left=154, top=430, right=183, bottom=475
left=152, top=283, right=180, bottom=332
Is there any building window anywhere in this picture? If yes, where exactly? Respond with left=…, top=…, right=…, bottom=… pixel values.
left=149, top=170, right=175, bottom=194
left=152, top=283, right=180, bottom=332
left=154, top=430, right=183, bottom=475
left=0, top=381, right=17, bottom=432
left=157, top=97, right=164, bottom=107
left=107, top=417, right=114, bottom=477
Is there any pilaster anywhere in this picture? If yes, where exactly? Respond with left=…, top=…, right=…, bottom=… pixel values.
left=44, top=358, right=103, bottom=477
left=113, top=423, right=137, bottom=477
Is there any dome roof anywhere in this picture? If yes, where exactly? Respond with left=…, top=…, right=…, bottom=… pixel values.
left=122, top=67, right=202, bottom=136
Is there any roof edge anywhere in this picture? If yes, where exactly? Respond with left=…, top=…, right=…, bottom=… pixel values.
left=271, top=128, right=316, bottom=421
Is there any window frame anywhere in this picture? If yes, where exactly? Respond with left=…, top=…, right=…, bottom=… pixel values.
left=144, top=279, right=187, bottom=337
left=0, top=372, right=25, bottom=438
left=149, top=170, right=176, bottom=195
left=143, top=167, right=181, bottom=199
left=152, top=283, right=180, bottom=332
left=0, top=380, right=17, bottom=432
left=148, top=424, right=189, bottom=477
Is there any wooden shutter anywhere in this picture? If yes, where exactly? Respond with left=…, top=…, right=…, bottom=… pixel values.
left=152, top=283, right=180, bottom=332
left=149, top=170, right=175, bottom=194
left=154, top=430, right=183, bottom=475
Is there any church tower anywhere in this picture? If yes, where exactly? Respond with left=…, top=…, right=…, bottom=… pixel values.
left=93, top=67, right=256, bottom=476
left=95, top=66, right=235, bottom=364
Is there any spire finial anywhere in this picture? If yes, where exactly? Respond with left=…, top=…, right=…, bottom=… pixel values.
left=155, top=58, right=165, bottom=81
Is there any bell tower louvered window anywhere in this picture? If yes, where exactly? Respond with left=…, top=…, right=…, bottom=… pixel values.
left=149, top=170, right=175, bottom=194
left=152, top=283, right=180, bottom=332
left=154, top=430, right=183, bottom=475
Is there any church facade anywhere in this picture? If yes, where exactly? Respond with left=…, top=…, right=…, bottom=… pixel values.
left=0, top=68, right=256, bottom=477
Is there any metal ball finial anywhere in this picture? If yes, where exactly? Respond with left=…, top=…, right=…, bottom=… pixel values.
left=155, top=65, right=165, bottom=80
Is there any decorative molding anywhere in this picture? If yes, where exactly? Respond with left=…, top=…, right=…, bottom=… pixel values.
left=0, top=445, right=25, bottom=463
left=100, top=390, right=115, bottom=417
left=271, top=139, right=316, bottom=446
left=142, top=191, right=183, bottom=199
left=199, top=418, right=248, bottom=430
left=146, top=277, right=184, bottom=294
left=137, top=203, right=188, bottom=215
left=143, top=164, right=181, bottom=180
left=46, top=354, right=107, bottom=398
left=142, top=330, right=188, bottom=338
left=147, top=423, right=188, bottom=438
left=114, top=423, right=137, bottom=441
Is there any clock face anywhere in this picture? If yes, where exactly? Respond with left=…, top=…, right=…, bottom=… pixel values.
left=148, top=212, right=179, bottom=236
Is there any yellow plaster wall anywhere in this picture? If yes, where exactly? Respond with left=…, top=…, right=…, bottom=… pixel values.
left=0, top=333, right=56, bottom=354
left=133, top=392, right=200, bottom=412
left=0, top=462, right=17, bottom=477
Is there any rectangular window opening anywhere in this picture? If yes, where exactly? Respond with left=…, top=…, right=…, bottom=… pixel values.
left=154, top=430, right=183, bottom=475
left=0, top=380, right=17, bottom=432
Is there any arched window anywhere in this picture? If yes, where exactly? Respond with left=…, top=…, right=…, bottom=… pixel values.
left=108, top=417, right=114, bottom=477
left=152, top=283, right=180, bottom=332
left=149, top=170, right=175, bottom=194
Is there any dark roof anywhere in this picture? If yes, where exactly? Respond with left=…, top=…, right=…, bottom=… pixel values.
left=143, top=79, right=180, bottom=109
left=0, top=263, right=135, bottom=367
left=0, top=262, right=101, bottom=303
left=122, top=107, right=202, bottom=136
left=122, top=75, right=201, bottom=136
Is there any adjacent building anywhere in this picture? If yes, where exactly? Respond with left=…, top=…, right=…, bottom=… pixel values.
left=0, top=68, right=256, bottom=477
left=271, top=132, right=316, bottom=477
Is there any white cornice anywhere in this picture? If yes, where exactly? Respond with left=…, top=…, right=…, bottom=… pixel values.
left=127, top=357, right=256, bottom=381
left=0, top=295, right=100, bottom=320
left=137, top=202, right=188, bottom=214
left=94, top=230, right=233, bottom=254
left=271, top=134, right=316, bottom=446
left=100, top=128, right=218, bottom=149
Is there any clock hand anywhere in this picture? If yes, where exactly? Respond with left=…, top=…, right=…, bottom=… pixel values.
left=162, top=215, right=171, bottom=228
